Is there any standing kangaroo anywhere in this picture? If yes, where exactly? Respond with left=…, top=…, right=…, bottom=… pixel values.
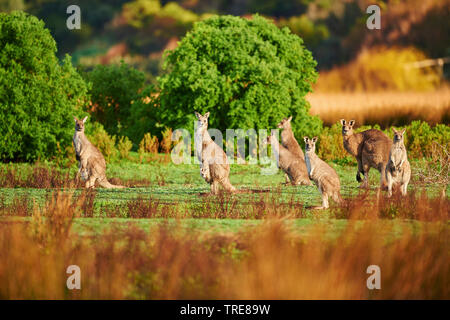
left=277, top=116, right=309, bottom=184
left=385, top=128, right=411, bottom=197
left=73, top=116, right=124, bottom=189
left=267, top=134, right=311, bottom=186
left=195, top=112, right=236, bottom=194
left=277, top=116, right=304, bottom=158
left=340, top=119, right=392, bottom=189
left=303, top=137, right=342, bottom=209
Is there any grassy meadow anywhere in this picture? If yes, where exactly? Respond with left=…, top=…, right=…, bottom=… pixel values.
left=0, top=88, right=448, bottom=299
left=0, top=149, right=448, bottom=299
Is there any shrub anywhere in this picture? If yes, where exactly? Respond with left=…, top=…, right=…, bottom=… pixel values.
left=138, top=133, right=159, bottom=162
left=160, top=127, right=173, bottom=154
left=117, top=136, right=133, bottom=159
left=406, top=121, right=450, bottom=158
left=158, top=14, right=322, bottom=139
left=317, top=123, right=347, bottom=161
left=0, top=11, right=89, bottom=162
left=83, top=61, right=146, bottom=137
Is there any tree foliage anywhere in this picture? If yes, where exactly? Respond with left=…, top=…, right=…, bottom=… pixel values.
left=83, top=61, right=146, bottom=138
left=158, top=14, right=322, bottom=139
left=0, top=11, right=89, bottom=162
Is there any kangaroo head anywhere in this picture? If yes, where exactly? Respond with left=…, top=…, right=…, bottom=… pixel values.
left=195, top=111, right=210, bottom=133
left=303, top=136, right=318, bottom=152
left=74, top=116, right=88, bottom=132
left=392, top=127, right=406, bottom=143
left=277, top=116, right=293, bottom=129
left=340, top=119, right=355, bottom=136
left=266, top=134, right=277, bottom=145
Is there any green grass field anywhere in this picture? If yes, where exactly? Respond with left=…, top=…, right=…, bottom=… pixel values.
left=0, top=153, right=447, bottom=234
left=0, top=154, right=448, bottom=299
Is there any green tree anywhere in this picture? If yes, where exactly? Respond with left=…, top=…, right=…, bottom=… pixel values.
left=125, top=85, right=162, bottom=147
left=83, top=61, right=146, bottom=137
left=158, top=14, right=322, bottom=140
left=0, top=11, right=89, bottom=162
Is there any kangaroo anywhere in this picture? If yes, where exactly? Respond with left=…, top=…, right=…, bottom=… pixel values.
left=277, top=116, right=304, bottom=158
left=195, top=112, right=236, bottom=194
left=277, top=116, right=309, bottom=184
left=303, top=137, right=342, bottom=209
left=385, top=128, right=411, bottom=197
left=340, top=119, right=392, bottom=189
left=267, top=134, right=311, bottom=186
left=73, top=116, right=124, bottom=189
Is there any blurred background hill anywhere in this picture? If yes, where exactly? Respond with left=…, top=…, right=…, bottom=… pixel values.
left=2, top=0, right=449, bottom=87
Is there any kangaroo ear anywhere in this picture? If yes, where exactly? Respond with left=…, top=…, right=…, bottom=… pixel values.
left=287, top=116, right=292, bottom=122
left=194, top=111, right=201, bottom=119
left=349, top=120, right=355, bottom=127
left=312, top=137, right=318, bottom=143
left=392, top=127, right=397, bottom=134
left=303, top=137, right=309, bottom=143
left=401, top=128, right=406, bottom=135
left=204, top=112, right=210, bottom=118
left=73, top=116, right=78, bottom=123
left=340, top=119, right=346, bottom=126
left=82, top=116, right=88, bottom=123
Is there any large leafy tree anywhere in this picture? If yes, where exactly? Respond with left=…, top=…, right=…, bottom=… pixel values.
left=0, top=11, right=89, bottom=162
left=158, top=14, right=322, bottom=139
left=82, top=61, right=146, bottom=138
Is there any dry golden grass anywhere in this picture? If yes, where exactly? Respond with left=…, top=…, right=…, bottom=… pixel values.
left=307, top=88, right=450, bottom=127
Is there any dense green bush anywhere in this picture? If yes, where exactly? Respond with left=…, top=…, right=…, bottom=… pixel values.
left=317, top=123, right=347, bottom=161
left=117, top=136, right=133, bottom=159
left=405, top=121, right=450, bottom=159
left=0, top=11, right=89, bottom=162
left=158, top=14, right=322, bottom=139
left=83, top=61, right=146, bottom=138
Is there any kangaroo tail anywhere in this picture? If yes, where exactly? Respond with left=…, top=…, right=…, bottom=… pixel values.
left=293, top=179, right=313, bottom=186
left=333, top=192, right=344, bottom=204
left=221, top=179, right=236, bottom=193
left=307, top=205, right=326, bottom=210
left=298, top=177, right=313, bottom=186
left=98, top=178, right=125, bottom=189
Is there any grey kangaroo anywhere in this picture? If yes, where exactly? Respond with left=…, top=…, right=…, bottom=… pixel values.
left=340, top=119, right=392, bottom=189
left=195, top=112, right=236, bottom=194
left=73, top=116, right=124, bottom=189
left=385, top=128, right=411, bottom=197
left=304, top=136, right=342, bottom=209
left=277, top=116, right=310, bottom=184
